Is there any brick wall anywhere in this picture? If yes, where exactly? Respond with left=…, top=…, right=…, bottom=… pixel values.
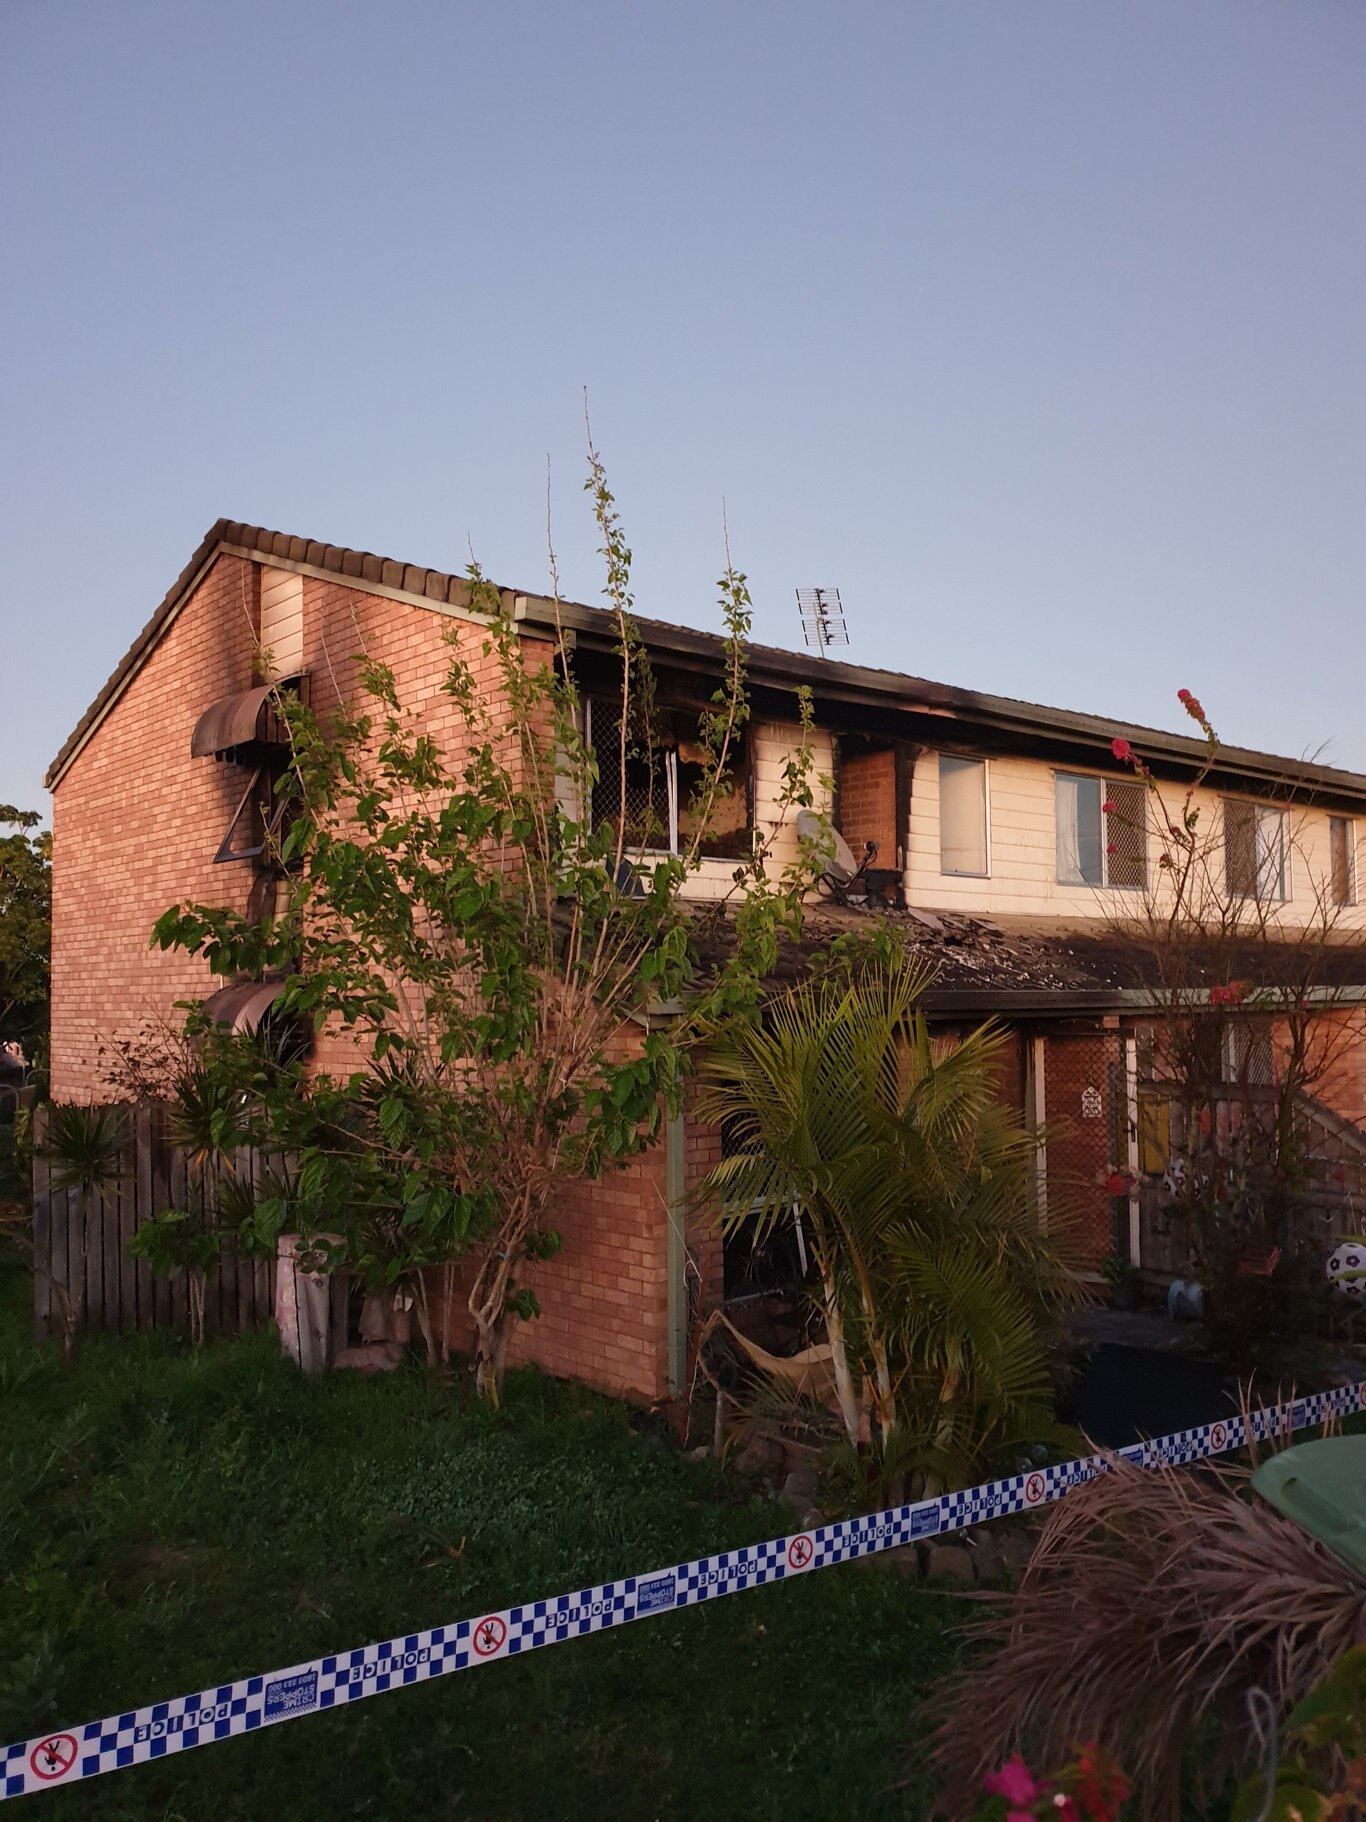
left=50, top=553, right=261, bottom=1101
left=1300, top=1006, right=1366, bottom=1128
left=838, top=747, right=898, bottom=864
left=49, top=555, right=696, bottom=1401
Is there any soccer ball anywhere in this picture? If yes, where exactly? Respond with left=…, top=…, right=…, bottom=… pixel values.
left=1326, top=1239, right=1366, bottom=1299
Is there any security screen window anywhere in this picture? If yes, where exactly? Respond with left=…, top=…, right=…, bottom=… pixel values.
left=1224, top=800, right=1287, bottom=901
left=938, top=754, right=988, bottom=876
left=1056, top=775, right=1146, bottom=888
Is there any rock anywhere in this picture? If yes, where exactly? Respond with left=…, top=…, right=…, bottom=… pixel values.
left=996, top=1529, right=1038, bottom=1578
left=923, top=1543, right=975, bottom=1586
left=781, top=1467, right=820, bottom=1502
left=331, top=1342, right=404, bottom=1373
left=686, top=1445, right=711, bottom=1461
left=798, top=1506, right=825, bottom=1532
left=966, top=1533, right=1005, bottom=1585
left=732, top=1434, right=783, bottom=1479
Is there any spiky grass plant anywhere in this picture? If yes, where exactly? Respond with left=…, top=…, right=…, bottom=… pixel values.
left=931, top=1443, right=1364, bottom=1821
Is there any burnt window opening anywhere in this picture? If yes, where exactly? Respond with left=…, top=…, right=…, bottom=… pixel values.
left=215, top=763, right=295, bottom=866
left=191, top=678, right=307, bottom=872
left=587, top=698, right=753, bottom=860
left=834, top=738, right=911, bottom=907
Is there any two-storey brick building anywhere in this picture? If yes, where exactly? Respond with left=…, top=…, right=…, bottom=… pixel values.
left=44, top=520, right=1366, bottom=1398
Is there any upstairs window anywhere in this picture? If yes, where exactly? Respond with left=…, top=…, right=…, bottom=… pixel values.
left=1224, top=800, right=1287, bottom=901
left=938, top=755, right=988, bottom=876
left=586, top=699, right=752, bottom=860
left=1330, top=816, right=1356, bottom=907
left=1055, top=775, right=1146, bottom=888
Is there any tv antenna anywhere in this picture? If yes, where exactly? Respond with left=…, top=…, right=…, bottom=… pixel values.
left=796, top=587, right=849, bottom=658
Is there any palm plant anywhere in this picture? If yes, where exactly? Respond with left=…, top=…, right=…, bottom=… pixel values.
left=697, top=950, right=1082, bottom=1487
left=40, top=1102, right=127, bottom=1355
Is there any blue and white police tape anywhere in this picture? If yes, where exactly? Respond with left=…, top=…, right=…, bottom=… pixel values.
left=3, top=1379, right=1362, bottom=1802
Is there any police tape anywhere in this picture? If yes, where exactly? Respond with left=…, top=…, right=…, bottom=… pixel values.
left=3, top=1379, right=1362, bottom=1801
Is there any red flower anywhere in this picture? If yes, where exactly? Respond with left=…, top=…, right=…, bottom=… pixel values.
left=984, top=1756, right=1042, bottom=1812
left=1110, top=738, right=1132, bottom=762
left=1106, top=842, right=1117, bottom=855
left=1158, top=852, right=1173, bottom=868
left=1102, top=800, right=1117, bottom=814
left=1177, top=688, right=1191, bottom=702
left=1104, top=1171, right=1134, bottom=1196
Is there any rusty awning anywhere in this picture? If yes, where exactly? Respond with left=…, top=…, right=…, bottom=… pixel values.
left=200, top=979, right=292, bottom=1035
left=190, top=680, right=300, bottom=758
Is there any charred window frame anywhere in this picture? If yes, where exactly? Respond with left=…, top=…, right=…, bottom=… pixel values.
left=214, top=764, right=294, bottom=866
left=586, top=697, right=753, bottom=860
left=191, top=678, right=306, bottom=872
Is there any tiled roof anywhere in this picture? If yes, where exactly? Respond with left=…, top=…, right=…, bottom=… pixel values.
left=46, top=520, right=1366, bottom=805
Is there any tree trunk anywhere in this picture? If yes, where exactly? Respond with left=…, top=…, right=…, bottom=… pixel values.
left=820, top=1273, right=863, bottom=1451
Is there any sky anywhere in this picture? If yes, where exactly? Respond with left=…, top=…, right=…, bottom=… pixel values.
left=2, top=1, right=1363, bottom=817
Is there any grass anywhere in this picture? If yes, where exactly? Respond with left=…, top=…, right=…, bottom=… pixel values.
left=0, top=1253, right=969, bottom=1821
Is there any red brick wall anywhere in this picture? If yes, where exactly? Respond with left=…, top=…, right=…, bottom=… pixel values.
left=49, top=553, right=690, bottom=1401
left=50, top=553, right=262, bottom=1101
left=1042, top=1029, right=1123, bottom=1269
left=1298, top=1007, right=1366, bottom=1128
left=838, top=747, right=898, bottom=863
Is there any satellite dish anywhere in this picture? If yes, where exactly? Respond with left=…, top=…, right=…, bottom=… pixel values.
left=796, top=809, right=859, bottom=884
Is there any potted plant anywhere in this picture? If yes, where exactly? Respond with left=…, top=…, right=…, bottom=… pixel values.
left=1101, top=1253, right=1141, bottom=1312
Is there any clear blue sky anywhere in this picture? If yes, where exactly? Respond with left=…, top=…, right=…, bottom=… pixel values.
left=3, top=1, right=1362, bottom=816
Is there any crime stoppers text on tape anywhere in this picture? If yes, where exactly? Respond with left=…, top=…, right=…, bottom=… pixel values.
left=2, top=1379, right=1361, bottom=1802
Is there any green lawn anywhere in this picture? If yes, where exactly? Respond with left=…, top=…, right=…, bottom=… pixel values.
left=0, top=1256, right=968, bottom=1821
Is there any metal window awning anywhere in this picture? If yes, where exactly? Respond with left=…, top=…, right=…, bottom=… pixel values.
left=190, top=679, right=303, bottom=758
left=200, top=979, right=293, bottom=1035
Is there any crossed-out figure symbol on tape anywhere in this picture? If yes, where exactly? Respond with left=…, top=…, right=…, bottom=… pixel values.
left=473, top=1616, right=507, bottom=1657
left=30, top=1735, right=78, bottom=1781
left=787, top=1535, right=814, bottom=1570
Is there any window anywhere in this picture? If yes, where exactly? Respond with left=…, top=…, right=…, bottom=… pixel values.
left=1055, top=775, right=1146, bottom=888
left=939, top=755, right=988, bottom=876
left=587, top=700, right=753, bottom=859
left=1224, top=1021, right=1275, bottom=1087
left=1331, top=816, right=1356, bottom=907
left=1224, top=800, right=1286, bottom=900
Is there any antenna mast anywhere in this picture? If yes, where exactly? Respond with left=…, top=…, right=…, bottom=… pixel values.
left=796, top=587, right=849, bottom=658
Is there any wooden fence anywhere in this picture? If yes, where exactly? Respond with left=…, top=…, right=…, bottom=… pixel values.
left=1134, top=1087, right=1366, bottom=1275
left=30, top=1102, right=277, bottom=1344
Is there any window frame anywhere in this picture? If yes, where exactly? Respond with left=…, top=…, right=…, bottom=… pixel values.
left=1223, top=798, right=1289, bottom=903
left=937, top=752, right=991, bottom=879
left=1330, top=815, right=1357, bottom=908
left=1054, top=770, right=1146, bottom=890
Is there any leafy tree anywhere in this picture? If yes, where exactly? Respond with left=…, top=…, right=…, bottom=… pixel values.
left=0, top=806, right=51, bottom=1074
left=698, top=948, right=1083, bottom=1489
left=155, top=448, right=823, bottom=1399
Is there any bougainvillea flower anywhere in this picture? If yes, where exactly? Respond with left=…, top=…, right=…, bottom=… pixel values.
left=1102, top=800, right=1117, bottom=814
left=1110, top=738, right=1132, bottom=762
left=984, top=1756, right=1041, bottom=1810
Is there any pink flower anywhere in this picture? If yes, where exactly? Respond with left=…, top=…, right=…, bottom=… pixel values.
left=1158, top=851, right=1173, bottom=868
left=985, top=1756, right=1042, bottom=1810
left=1106, top=842, right=1117, bottom=855
left=1177, top=688, right=1191, bottom=702
left=1110, top=738, right=1132, bottom=762
left=1102, top=800, right=1117, bottom=813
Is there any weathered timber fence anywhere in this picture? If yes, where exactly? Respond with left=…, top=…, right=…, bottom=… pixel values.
left=30, top=1103, right=276, bottom=1344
